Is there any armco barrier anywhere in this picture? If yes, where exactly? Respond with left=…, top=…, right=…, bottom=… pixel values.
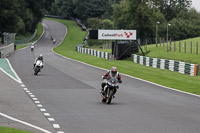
left=132, top=54, right=199, bottom=76
left=76, top=46, right=110, bottom=59
left=15, top=30, right=37, bottom=44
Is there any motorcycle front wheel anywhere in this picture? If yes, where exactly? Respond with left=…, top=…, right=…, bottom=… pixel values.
left=106, top=90, right=113, bottom=104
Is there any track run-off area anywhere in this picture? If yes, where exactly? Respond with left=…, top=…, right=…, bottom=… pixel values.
left=0, top=19, right=200, bottom=133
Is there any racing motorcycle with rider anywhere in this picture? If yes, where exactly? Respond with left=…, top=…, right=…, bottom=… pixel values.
left=100, top=66, right=122, bottom=104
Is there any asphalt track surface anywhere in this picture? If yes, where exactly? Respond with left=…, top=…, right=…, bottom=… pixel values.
left=7, top=19, right=200, bottom=133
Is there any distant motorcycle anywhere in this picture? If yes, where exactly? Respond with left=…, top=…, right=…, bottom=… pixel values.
left=101, top=77, right=119, bottom=104
left=34, top=60, right=43, bottom=75
left=53, top=38, right=56, bottom=44
left=31, top=45, right=34, bottom=52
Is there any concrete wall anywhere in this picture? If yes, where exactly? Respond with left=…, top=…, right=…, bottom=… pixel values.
left=0, top=43, right=14, bottom=58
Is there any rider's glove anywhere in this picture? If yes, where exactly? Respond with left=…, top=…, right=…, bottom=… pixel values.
left=118, top=80, right=122, bottom=84
left=102, top=76, right=107, bottom=79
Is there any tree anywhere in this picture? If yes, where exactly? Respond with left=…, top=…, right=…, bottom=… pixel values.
left=168, top=10, right=200, bottom=40
left=87, top=18, right=102, bottom=29
left=0, top=0, right=54, bottom=36
left=0, top=0, right=21, bottom=34
left=102, top=19, right=114, bottom=29
left=151, top=0, right=192, bottom=21
left=113, top=0, right=166, bottom=43
left=112, top=0, right=131, bottom=29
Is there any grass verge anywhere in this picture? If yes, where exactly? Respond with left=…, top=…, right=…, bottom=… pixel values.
left=141, top=39, right=200, bottom=65
left=46, top=17, right=200, bottom=95
left=0, top=126, right=32, bottom=133
left=16, top=45, right=27, bottom=50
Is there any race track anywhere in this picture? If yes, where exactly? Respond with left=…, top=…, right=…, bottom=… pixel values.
left=8, top=19, right=200, bottom=133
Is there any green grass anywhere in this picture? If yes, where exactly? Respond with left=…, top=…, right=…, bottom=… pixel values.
left=93, top=48, right=112, bottom=53
left=16, top=33, right=33, bottom=40
left=142, top=38, right=200, bottom=65
left=16, top=23, right=44, bottom=50
left=46, top=17, right=200, bottom=95
left=16, top=45, right=27, bottom=50
left=30, top=23, right=43, bottom=43
left=0, top=127, right=32, bottom=133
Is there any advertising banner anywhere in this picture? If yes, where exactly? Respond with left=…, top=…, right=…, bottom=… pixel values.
left=98, top=30, right=136, bottom=40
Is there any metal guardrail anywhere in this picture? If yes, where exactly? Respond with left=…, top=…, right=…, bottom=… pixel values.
left=15, top=30, right=37, bottom=44
left=132, top=54, right=199, bottom=76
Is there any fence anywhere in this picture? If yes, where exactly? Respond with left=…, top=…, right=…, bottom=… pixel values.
left=145, top=38, right=200, bottom=55
left=76, top=46, right=110, bottom=59
left=15, top=30, right=37, bottom=44
left=166, top=41, right=200, bottom=55
left=1, top=32, right=16, bottom=46
left=132, top=54, right=199, bottom=76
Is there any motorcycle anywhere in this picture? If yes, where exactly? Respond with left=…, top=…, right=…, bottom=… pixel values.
left=101, top=77, right=119, bottom=104
left=53, top=38, right=56, bottom=44
left=34, top=60, right=43, bottom=75
left=31, top=45, right=34, bottom=52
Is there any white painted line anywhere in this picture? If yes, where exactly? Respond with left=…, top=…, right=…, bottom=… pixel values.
left=26, top=90, right=30, bottom=93
left=30, top=95, right=35, bottom=98
left=52, top=49, right=200, bottom=98
left=21, top=84, right=25, bottom=87
left=28, top=93, right=33, bottom=95
left=23, top=88, right=28, bottom=91
left=32, top=98, right=38, bottom=100
left=0, top=112, right=52, bottom=133
left=37, top=104, right=43, bottom=107
left=48, top=118, right=55, bottom=122
left=0, top=68, right=22, bottom=84
left=122, top=73, right=200, bottom=98
left=40, top=108, right=46, bottom=112
left=5, top=58, right=22, bottom=83
left=53, top=124, right=60, bottom=129
left=35, top=101, right=40, bottom=104
left=57, top=131, right=64, bottom=133
left=44, top=113, right=50, bottom=116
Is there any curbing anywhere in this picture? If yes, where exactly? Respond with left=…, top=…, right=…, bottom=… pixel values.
left=132, top=54, right=199, bottom=76
left=76, top=46, right=110, bottom=60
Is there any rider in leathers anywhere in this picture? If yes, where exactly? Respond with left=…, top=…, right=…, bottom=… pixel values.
left=33, top=54, right=44, bottom=69
left=101, top=67, right=122, bottom=97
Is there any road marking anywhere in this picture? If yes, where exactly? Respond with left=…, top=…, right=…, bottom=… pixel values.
left=40, top=108, right=46, bottom=112
left=0, top=112, right=52, bottom=133
left=48, top=118, right=55, bottom=122
left=32, top=98, right=38, bottom=100
left=53, top=124, right=60, bottom=129
left=30, top=95, right=35, bottom=98
left=35, top=101, right=40, bottom=104
left=57, top=131, right=64, bottom=133
left=23, top=88, right=28, bottom=91
left=44, top=113, right=50, bottom=116
left=37, top=104, right=43, bottom=107
left=5, top=58, right=22, bottom=83
left=28, top=93, right=33, bottom=95
left=21, top=84, right=25, bottom=87
left=0, top=68, right=22, bottom=84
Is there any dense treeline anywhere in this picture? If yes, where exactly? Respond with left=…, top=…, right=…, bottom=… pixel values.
left=48, top=0, right=200, bottom=43
left=0, top=0, right=54, bottom=36
left=1, top=0, right=200, bottom=42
